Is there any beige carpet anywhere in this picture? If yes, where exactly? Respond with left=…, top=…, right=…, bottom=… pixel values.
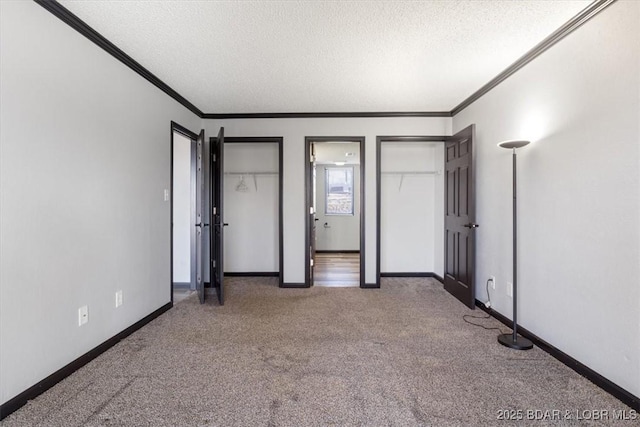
left=2, top=277, right=633, bottom=426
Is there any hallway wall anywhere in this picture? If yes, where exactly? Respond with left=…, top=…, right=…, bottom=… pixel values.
left=315, top=164, right=361, bottom=252
left=172, top=132, right=193, bottom=284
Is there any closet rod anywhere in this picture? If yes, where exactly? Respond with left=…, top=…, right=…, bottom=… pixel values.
left=381, top=171, right=440, bottom=175
left=224, top=171, right=278, bottom=175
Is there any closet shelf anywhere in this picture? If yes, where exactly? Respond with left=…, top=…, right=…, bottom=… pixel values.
left=225, top=172, right=278, bottom=192
left=380, top=171, right=440, bottom=175
left=381, top=170, right=441, bottom=191
left=224, top=172, right=278, bottom=176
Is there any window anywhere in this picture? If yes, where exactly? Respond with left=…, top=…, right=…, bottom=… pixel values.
left=325, top=167, right=354, bottom=215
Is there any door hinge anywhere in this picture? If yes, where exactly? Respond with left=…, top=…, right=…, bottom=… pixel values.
left=212, top=153, right=217, bottom=162
left=213, top=207, right=217, bottom=215
left=212, top=260, right=216, bottom=268
left=310, top=258, right=314, bottom=267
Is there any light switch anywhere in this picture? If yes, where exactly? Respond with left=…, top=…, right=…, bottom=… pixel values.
left=164, top=189, right=170, bottom=202
left=78, top=305, right=88, bottom=326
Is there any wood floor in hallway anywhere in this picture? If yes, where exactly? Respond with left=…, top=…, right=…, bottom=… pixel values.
left=314, top=252, right=359, bottom=287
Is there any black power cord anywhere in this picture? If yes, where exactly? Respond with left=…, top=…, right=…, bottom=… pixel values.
left=462, top=278, right=508, bottom=334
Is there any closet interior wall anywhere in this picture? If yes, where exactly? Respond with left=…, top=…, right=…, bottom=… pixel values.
left=223, top=142, right=280, bottom=273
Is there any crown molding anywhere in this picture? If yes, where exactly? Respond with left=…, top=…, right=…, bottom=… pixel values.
left=202, top=111, right=451, bottom=119
left=451, top=0, right=617, bottom=116
left=34, top=0, right=204, bottom=117
left=36, top=0, right=616, bottom=119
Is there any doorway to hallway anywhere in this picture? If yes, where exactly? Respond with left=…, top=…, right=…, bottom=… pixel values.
left=170, top=122, right=203, bottom=304
left=305, top=137, right=365, bottom=288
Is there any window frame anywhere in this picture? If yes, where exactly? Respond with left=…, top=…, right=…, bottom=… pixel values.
left=324, top=166, right=355, bottom=216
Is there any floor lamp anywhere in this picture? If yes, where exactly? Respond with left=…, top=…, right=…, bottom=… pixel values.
left=497, top=140, right=533, bottom=351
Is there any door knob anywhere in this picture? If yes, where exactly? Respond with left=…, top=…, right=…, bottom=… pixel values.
left=464, top=223, right=479, bottom=228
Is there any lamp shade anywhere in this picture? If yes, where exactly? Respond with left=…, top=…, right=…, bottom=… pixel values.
left=498, top=140, right=530, bottom=149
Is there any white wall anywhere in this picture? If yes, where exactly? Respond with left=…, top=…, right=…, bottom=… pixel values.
left=0, top=1, right=201, bottom=406
left=453, top=0, right=640, bottom=397
left=172, top=132, right=192, bottom=284
left=223, top=143, right=279, bottom=272
left=380, top=142, right=444, bottom=273
left=203, top=117, right=451, bottom=284
left=315, top=164, right=361, bottom=251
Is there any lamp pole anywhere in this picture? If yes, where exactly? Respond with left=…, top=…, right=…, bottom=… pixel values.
left=497, top=140, right=533, bottom=350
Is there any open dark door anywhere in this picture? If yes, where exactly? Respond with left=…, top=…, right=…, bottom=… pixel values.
left=309, top=143, right=317, bottom=285
left=211, top=128, right=225, bottom=305
left=444, top=125, right=477, bottom=309
left=195, top=130, right=206, bottom=304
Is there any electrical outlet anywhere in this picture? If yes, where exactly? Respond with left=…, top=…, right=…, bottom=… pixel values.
left=115, top=290, right=123, bottom=308
left=507, top=282, right=513, bottom=297
left=489, top=276, right=496, bottom=289
left=78, top=305, right=88, bottom=326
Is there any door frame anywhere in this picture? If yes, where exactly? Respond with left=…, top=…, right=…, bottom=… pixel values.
left=170, top=121, right=200, bottom=304
left=375, top=135, right=448, bottom=288
left=223, top=137, right=284, bottom=287
left=304, top=136, right=365, bottom=288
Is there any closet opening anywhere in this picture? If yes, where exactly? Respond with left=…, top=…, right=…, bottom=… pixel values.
left=222, top=137, right=284, bottom=287
left=375, top=136, right=446, bottom=287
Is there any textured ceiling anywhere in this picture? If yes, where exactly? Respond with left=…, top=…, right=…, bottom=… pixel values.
left=59, top=0, right=591, bottom=114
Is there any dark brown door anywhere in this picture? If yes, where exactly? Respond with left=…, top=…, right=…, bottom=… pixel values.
left=309, top=143, right=317, bottom=285
left=195, top=130, right=206, bottom=304
left=444, top=125, right=477, bottom=309
left=211, top=127, right=225, bottom=305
